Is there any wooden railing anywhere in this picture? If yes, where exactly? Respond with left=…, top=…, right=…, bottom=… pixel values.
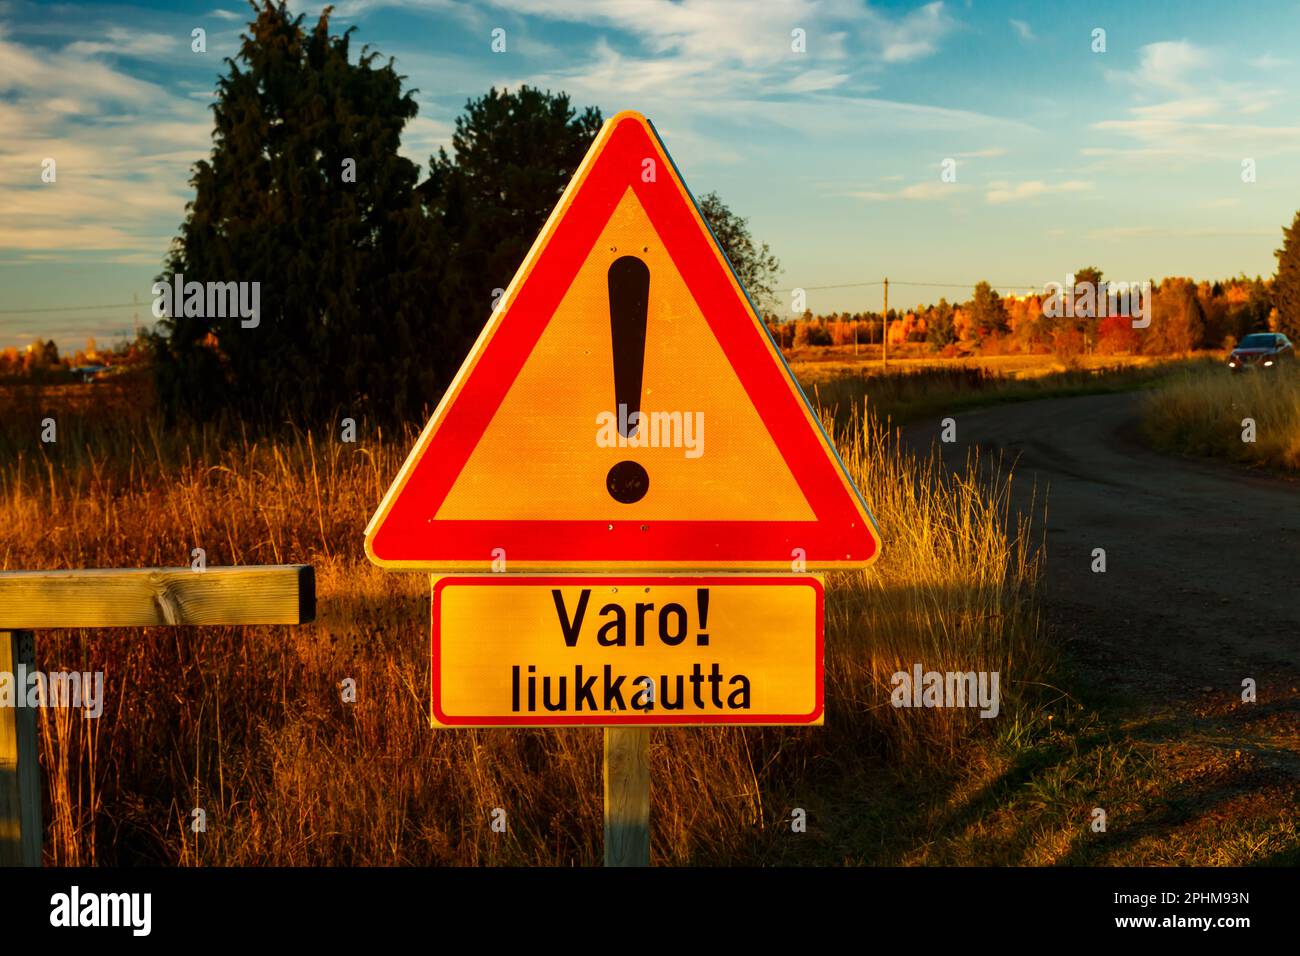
left=0, top=565, right=315, bottom=866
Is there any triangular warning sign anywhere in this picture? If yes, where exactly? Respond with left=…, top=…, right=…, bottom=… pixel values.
left=365, top=111, right=881, bottom=572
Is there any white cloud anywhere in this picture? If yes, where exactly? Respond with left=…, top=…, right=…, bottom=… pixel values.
left=0, top=221, right=163, bottom=252
left=0, top=22, right=214, bottom=264
left=985, top=180, right=1090, bottom=203
left=1089, top=116, right=1300, bottom=160
left=787, top=68, right=851, bottom=94
left=900, top=180, right=961, bottom=199
left=1128, top=97, right=1220, bottom=121
left=1248, top=53, right=1289, bottom=70
left=392, top=0, right=959, bottom=77
left=875, top=1, right=957, bottom=63
left=65, top=27, right=176, bottom=59
left=0, top=33, right=166, bottom=105
left=474, top=0, right=833, bottom=68
left=400, top=113, right=455, bottom=160
left=1090, top=225, right=1275, bottom=240
left=1091, top=39, right=1300, bottom=166
left=1010, top=19, right=1033, bottom=43
left=1126, top=40, right=1211, bottom=94
left=848, top=180, right=966, bottom=201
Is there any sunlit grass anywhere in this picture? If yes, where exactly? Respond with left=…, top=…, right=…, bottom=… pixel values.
left=1141, top=364, right=1300, bottom=472
left=1, top=379, right=1051, bottom=865
left=798, top=356, right=1210, bottom=428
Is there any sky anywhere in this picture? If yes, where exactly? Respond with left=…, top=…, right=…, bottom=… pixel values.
left=3, top=0, right=1300, bottom=351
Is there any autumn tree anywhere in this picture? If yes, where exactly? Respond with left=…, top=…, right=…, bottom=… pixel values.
left=966, top=281, right=1009, bottom=342
left=926, top=298, right=957, bottom=351
left=1147, top=279, right=1205, bottom=353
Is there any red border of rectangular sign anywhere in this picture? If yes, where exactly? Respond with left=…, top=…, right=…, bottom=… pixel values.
left=430, top=575, right=824, bottom=726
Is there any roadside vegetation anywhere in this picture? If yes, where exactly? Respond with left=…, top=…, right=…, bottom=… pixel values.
left=1141, top=364, right=1300, bottom=473
left=797, top=355, right=1208, bottom=429
left=1, top=382, right=1053, bottom=864
left=9, top=371, right=1296, bottom=866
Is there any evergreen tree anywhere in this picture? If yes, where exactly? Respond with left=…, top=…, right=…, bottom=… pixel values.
left=926, top=297, right=956, bottom=350
left=1072, top=266, right=1104, bottom=347
left=421, top=91, right=779, bottom=369
left=420, top=87, right=603, bottom=383
left=154, top=1, right=446, bottom=423
left=967, top=281, right=1008, bottom=340
left=155, top=15, right=781, bottom=424
left=1275, top=211, right=1300, bottom=339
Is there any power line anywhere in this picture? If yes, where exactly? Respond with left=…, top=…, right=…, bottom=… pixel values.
left=776, top=279, right=1042, bottom=295
left=4, top=278, right=1052, bottom=317
left=775, top=281, right=883, bottom=293
left=890, top=280, right=1042, bottom=289
left=0, top=302, right=138, bottom=315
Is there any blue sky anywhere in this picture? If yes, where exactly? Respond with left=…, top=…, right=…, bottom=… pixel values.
left=3, top=0, right=1300, bottom=350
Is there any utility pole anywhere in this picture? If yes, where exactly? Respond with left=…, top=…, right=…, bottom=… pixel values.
left=882, top=277, right=889, bottom=370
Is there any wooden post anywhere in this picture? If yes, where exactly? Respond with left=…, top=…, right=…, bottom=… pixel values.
left=0, top=630, right=41, bottom=866
left=0, top=565, right=314, bottom=866
left=882, top=276, right=889, bottom=370
left=603, top=727, right=650, bottom=866
left=0, top=565, right=315, bottom=628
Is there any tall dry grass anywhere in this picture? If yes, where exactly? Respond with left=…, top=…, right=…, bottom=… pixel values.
left=803, top=358, right=1202, bottom=430
left=1141, top=364, right=1300, bottom=472
left=0, top=379, right=1052, bottom=865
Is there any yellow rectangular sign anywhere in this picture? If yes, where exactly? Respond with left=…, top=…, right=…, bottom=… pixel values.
left=431, top=575, right=823, bottom=727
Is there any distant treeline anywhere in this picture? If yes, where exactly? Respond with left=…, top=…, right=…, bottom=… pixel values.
left=765, top=273, right=1280, bottom=359
left=0, top=336, right=147, bottom=382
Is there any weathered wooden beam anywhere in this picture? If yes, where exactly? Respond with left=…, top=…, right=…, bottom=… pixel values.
left=603, top=727, right=650, bottom=866
left=0, top=630, right=41, bottom=866
left=0, top=565, right=315, bottom=629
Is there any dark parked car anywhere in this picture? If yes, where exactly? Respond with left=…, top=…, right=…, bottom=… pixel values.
left=1227, top=333, right=1294, bottom=371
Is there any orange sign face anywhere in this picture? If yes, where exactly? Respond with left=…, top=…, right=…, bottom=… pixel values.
left=365, top=110, right=880, bottom=571
left=431, top=575, right=824, bottom=727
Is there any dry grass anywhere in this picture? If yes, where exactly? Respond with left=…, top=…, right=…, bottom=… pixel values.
left=0, top=379, right=1052, bottom=865
left=1141, top=364, right=1300, bottom=472
left=798, top=358, right=1204, bottom=432
left=790, top=349, right=1165, bottom=382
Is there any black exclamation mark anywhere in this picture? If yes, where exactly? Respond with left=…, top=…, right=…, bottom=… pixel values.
left=606, top=255, right=650, bottom=504
left=696, top=589, right=710, bottom=646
